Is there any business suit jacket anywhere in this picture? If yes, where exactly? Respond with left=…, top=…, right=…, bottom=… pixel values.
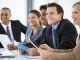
left=25, top=26, right=43, bottom=48
left=0, top=20, right=27, bottom=48
left=41, top=19, right=78, bottom=49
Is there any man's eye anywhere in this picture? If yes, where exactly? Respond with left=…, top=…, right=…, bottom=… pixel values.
left=1, top=14, right=3, bottom=16
left=5, top=14, right=8, bottom=16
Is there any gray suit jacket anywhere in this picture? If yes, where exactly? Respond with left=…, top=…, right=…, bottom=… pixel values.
left=25, top=26, right=43, bottom=48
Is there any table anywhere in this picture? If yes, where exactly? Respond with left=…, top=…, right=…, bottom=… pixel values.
left=0, top=48, right=50, bottom=60
left=0, top=56, right=50, bottom=60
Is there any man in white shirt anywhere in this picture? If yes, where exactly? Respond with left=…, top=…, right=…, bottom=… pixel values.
left=0, top=7, right=26, bottom=50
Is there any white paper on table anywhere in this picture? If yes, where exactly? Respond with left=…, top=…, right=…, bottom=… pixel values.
left=0, top=34, right=12, bottom=48
left=1, top=49, right=14, bottom=56
left=22, top=55, right=42, bottom=59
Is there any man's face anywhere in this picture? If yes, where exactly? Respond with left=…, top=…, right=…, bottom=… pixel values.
left=0, top=9, right=11, bottom=24
left=40, top=9, right=48, bottom=26
left=46, top=7, right=62, bottom=25
left=72, top=7, right=80, bottom=25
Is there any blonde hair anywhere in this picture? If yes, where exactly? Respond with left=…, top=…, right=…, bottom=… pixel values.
left=73, top=2, right=80, bottom=11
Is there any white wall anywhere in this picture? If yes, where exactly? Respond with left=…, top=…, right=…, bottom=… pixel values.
left=0, top=0, right=27, bottom=26
left=33, top=0, right=80, bottom=23
left=33, top=0, right=59, bottom=11
left=0, top=0, right=27, bottom=42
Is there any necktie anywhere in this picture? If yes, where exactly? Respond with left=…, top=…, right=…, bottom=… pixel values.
left=6, top=26, right=11, bottom=40
left=52, top=29, right=56, bottom=48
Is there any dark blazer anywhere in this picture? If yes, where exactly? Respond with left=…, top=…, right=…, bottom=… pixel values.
left=0, top=20, right=27, bottom=48
left=41, top=19, right=78, bottom=49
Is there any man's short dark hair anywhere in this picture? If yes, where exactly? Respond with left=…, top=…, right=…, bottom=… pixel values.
left=47, top=3, right=64, bottom=19
left=1, top=7, right=11, bottom=13
left=30, top=10, right=40, bottom=18
left=40, top=5, right=47, bottom=10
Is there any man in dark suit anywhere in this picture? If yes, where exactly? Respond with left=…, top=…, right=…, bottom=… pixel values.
left=0, top=7, right=26, bottom=49
left=41, top=3, right=78, bottom=49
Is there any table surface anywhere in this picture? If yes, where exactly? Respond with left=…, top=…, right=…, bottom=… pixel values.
left=0, top=48, right=50, bottom=60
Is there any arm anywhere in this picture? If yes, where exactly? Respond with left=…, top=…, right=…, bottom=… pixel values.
left=18, top=20, right=27, bottom=34
left=38, top=49, right=76, bottom=60
left=39, top=44, right=73, bottom=53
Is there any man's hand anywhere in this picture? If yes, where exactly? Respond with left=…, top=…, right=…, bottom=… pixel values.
left=39, top=44, right=53, bottom=52
left=7, top=44, right=17, bottom=50
left=18, top=49, right=27, bottom=55
left=28, top=48, right=40, bottom=56
left=38, top=48, right=52, bottom=58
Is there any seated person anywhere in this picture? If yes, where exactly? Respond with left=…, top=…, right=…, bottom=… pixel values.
left=25, top=2, right=77, bottom=56
left=19, top=10, right=43, bottom=55
left=39, top=4, right=48, bottom=27
left=0, top=7, right=26, bottom=50
left=38, top=2, right=80, bottom=60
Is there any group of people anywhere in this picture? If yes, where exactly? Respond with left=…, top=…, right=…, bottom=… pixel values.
left=0, top=1, right=80, bottom=60
left=38, top=2, right=80, bottom=60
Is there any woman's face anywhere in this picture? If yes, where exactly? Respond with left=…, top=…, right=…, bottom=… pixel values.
left=72, top=6, right=80, bottom=26
left=28, top=13, right=40, bottom=26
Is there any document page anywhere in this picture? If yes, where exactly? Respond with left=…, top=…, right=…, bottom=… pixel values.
left=0, top=34, right=12, bottom=48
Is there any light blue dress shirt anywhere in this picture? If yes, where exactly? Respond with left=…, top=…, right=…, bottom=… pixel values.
left=52, top=22, right=60, bottom=48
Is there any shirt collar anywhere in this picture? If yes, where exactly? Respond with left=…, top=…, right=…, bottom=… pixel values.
left=52, top=22, right=60, bottom=30
left=1, top=21, right=11, bottom=27
left=1, top=21, right=11, bottom=29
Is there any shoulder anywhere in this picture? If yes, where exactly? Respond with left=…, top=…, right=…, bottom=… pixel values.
left=58, top=19, right=76, bottom=30
left=60, top=19, right=74, bottom=26
left=11, top=20, right=20, bottom=23
left=10, top=20, right=23, bottom=25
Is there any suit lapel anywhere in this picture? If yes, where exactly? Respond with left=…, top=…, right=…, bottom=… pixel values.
left=11, top=21, right=16, bottom=40
left=0, top=23, right=6, bottom=34
left=55, top=19, right=64, bottom=48
left=47, top=26, right=54, bottom=47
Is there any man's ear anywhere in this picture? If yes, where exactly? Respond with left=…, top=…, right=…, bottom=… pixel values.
left=10, top=14, right=11, bottom=17
left=60, top=13, right=63, bottom=17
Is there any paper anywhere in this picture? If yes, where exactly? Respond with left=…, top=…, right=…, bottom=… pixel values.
left=22, top=56, right=47, bottom=60
left=26, top=56, right=42, bottom=59
left=0, top=34, right=12, bottom=48
left=21, top=55, right=42, bottom=59
left=1, top=49, right=15, bottom=56
left=0, top=49, right=15, bottom=58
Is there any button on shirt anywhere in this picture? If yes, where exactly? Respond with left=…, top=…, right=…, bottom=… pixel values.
left=1, top=22, right=14, bottom=40
left=52, top=22, right=60, bottom=48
